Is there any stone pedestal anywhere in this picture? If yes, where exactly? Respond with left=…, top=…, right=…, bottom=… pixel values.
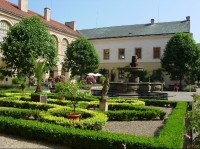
left=99, top=97, right=108, bottom=112
left=148, top=83, right=151, bottom=92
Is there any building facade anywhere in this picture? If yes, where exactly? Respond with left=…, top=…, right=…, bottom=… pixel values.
left=80, top=17, right=191, bottom=86
left=0, top=0, right=80, bottom=84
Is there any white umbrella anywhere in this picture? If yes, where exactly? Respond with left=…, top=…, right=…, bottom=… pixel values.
left=87, top=73, right=95, bottom=76
left=94, top=73, right=102, bottom=76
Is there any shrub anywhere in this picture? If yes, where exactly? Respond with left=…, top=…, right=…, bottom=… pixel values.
left=0, top=101, right=186, bottom=149
left=106, top=109, right=166, bottom=121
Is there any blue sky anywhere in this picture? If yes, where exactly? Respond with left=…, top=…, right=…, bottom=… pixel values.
left=8, top=0, right=200, bottom=43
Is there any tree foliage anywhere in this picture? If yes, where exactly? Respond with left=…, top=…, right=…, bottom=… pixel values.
left=0, top=16, right=57, bottom=77
left=161, top=32, right=200, bottom=87
left=32, top=58, right=46, bottom=92
left=63, top=37, right=99, bottom=80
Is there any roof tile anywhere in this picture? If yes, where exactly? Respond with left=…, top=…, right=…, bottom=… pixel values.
left=79, top=20, right=190, bottom=39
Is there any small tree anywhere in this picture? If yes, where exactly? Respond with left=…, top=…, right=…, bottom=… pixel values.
left=54, top=82, right=85, bottom=113
left=161, top=32, right=200, bottom=89
left=62, top=37, right=99, bottom=80
left=0, top=16, right=57, bottom=83
left=32, top=58, right=46, bottom=92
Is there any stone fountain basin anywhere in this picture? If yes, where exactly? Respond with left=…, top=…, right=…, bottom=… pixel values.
left=109, top=82, right=163, bottom=93
left=124, top=67, right=144, bottom=72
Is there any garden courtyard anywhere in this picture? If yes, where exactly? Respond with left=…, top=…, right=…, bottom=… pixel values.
left=0, top=85, right=196, bottom=149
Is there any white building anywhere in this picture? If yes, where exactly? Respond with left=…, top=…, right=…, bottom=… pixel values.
left=80, top=17, right=191, bottom=85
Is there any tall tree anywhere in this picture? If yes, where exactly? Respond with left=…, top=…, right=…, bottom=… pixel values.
left=0, top=16, right=57, bottom=83
left=161, top=32, right=200, bottom=89
left=63, top=37, right=99, bottom=80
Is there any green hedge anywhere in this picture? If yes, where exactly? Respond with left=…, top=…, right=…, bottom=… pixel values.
left=0, top=116, right=160, bottom=149
left=0, top=100, right=108, bottom=130
left=40, top=107, right=108, bottom=130
left=0, top=102, right=187, bottom=149
left=0, top=97, right=55, bottom=111
left=106, top=109, right=166, bottom=121
left=0, top=108, right=40, bottom=119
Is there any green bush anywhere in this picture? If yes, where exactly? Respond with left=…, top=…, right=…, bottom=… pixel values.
left=0, top=98, right=55, bottom=111
left=106, top=109, right=166, bottom=121
left=0, top=108, right=40, bottom=119
left=0, top=93, right=187, bottom=148
left=0, top=101, right=186, bottom=149
left=158, top=102, right=187, bottom=148
left=44, top=107, right=108, bottom=130
left=0, top=84, right=17, bottom=90
left=0, top=98, right=107, bottom=130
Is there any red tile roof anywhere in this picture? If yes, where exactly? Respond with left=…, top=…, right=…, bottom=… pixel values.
left=0, top=0, right=81, bottom=37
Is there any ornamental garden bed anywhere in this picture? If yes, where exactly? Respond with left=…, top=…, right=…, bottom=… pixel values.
left=0, top=92, right=188, bottom=149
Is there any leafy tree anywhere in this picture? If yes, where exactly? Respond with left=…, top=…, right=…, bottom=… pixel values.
left=0, top=16, right=57, bottom=85
left=161, top=32, right=200, bottom=89
left=63, top=37, right=99, bottom=80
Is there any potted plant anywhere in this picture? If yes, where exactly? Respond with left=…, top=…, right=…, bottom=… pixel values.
left=55, top=82, right=86, bottom=120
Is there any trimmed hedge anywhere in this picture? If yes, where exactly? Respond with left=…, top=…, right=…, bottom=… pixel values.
left=0, top=108, right=40, bottom=119
left=40, top=107, right=108, bottom=130
left=0, top=102, right=187, bottom=149
left=157, top=102, right=187, bottom=148
left=0, top=97, right=55, bottom=110
left=0, top=100, right=108, bottom=130
left=106, top=109, right=166, bottom=121
left=0, top=116, right=161, bottom=149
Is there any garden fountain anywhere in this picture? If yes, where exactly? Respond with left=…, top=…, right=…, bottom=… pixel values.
left=109, top=56, right=167, bottom=99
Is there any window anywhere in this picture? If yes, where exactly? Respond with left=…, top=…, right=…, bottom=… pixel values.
left=118, top=48, right=125, bottom=59
left=153, top=47, right=161, bottom=59
left=135, top=48, right=142, bottom=59
left=103, top=49, right=110, bottom=60
left=0, top=20, right=11, bottom=42
left=62, top=39, right=68, bottom=55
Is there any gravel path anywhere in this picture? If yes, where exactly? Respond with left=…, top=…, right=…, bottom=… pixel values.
left=0, top=133, right=70, bottom=149
left=103, top=107, right=173, bottom=137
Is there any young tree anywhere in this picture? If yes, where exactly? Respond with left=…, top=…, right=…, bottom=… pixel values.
left=62, top=37, right=99, bottom=80
left=0, top=16, right=57, bottom=85
left=32, top=58, right=46, bottom=92
left=161, top=32, right=200, bottom=89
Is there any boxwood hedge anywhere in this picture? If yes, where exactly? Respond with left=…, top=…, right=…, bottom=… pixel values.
left=0, top=102, right=187, bottom=149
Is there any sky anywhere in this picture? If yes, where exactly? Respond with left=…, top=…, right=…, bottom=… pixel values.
left=8, top=0, right=200, bottom=43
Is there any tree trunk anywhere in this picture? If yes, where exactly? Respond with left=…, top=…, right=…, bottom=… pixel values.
left=28, top=75, right=31, bottom=88
left=35, top=84, right=42, bottom=92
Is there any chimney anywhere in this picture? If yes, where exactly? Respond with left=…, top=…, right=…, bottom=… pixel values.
left=186, top=16, right=190, bottom=21
left=65, top=21, right=76, bottom=31
left=151, top=19, right=154, bottom=25
left=44, top=8, right=51, bottom=21
left=18, top=0, right=28, bottom=12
